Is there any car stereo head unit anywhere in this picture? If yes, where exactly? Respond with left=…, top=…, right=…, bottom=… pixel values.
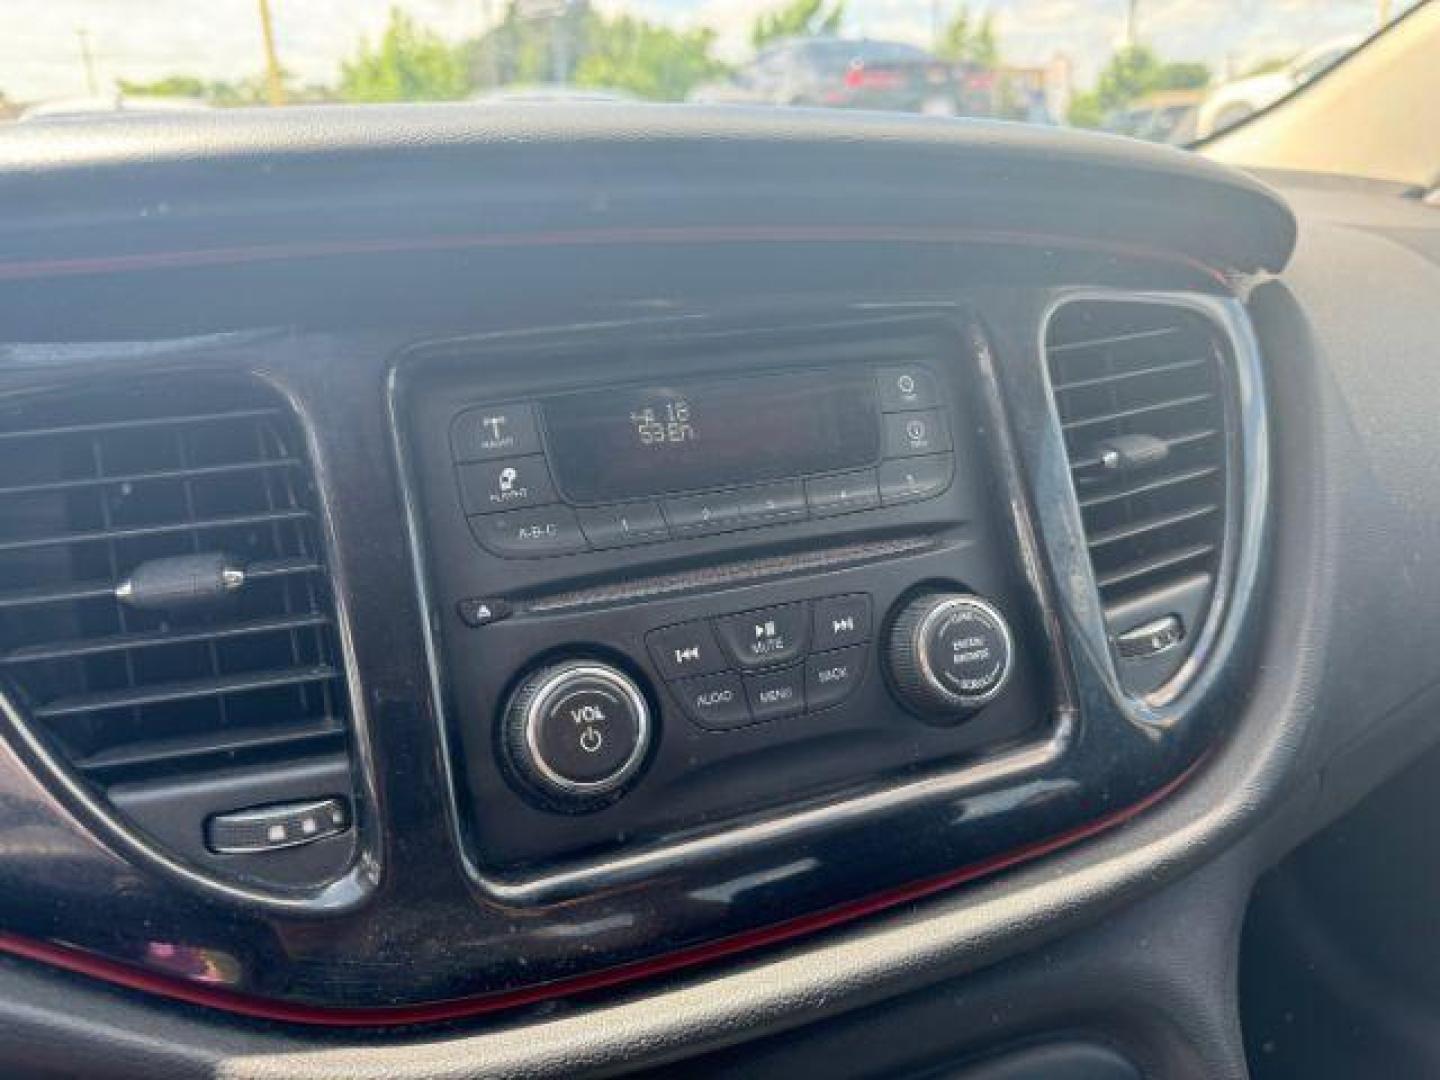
left=398, top=317, right=1049, bottom=874
left=449, top=364, right=956, bottom=559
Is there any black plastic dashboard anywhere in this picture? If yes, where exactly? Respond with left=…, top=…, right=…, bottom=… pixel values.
left=0, top=105, right=1436, bottom=1078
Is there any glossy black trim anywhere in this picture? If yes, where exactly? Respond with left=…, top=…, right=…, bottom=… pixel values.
left=0, top=269, right=1266, bottom=1014
left=392, top=313, right=1072, bottom=897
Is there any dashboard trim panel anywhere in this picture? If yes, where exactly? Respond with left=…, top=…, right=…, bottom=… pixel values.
left=0, top=754, right=1199, bottom=1028
left=0, top=286, right=1265, bottom=1018
left=0, top=211, right=1273, bottom=1019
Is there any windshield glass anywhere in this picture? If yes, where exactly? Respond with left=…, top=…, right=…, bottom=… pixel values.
left=0, top=1, right=1416, bottom=144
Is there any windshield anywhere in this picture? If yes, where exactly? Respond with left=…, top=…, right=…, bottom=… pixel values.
left=0, top=1, right=1417, bottom=145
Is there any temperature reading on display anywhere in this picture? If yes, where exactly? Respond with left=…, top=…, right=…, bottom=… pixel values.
left=631, top=399, right=696, bottom=447
left=542, top=371, right=879, bottom=503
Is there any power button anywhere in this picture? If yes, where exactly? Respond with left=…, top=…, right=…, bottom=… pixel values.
left=502, top=661, right=652, bottom=809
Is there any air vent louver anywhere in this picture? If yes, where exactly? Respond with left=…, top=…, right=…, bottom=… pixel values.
left=0, top=380, right=354, bottom=842
left=1045, top=300, right=1231, bottom=611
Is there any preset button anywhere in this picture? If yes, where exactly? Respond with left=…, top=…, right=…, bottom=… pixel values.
left=578, top=501, right=669, bottom=548
left=877, top=454, right=954, bottom=505
left=805, top=469, right=880, bottom=517
left=734, top=480, right=807, bottom=527
left=662, top=490, right=744, bottom=535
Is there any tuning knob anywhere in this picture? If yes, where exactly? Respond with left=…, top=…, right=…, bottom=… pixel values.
left=886, top=593, right=1015, bottom=720
left=501, top=660, right=652, bottom=811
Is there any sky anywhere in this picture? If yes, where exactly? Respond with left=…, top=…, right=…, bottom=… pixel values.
left=0, top=0, right=1403, bottom=103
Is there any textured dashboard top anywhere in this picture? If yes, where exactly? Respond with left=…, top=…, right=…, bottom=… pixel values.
left=0, top=105, right=1295, bottom=280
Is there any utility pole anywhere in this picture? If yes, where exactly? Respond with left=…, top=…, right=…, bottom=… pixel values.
left=931, top=0, right=942, bottom=52
left=480, top=0, right=499, bottom=88
left=256, top=0, right=287, bottom=106
left=75, top=29, right=98, bottom=96
left=1124, top=0, right=1138, bottom=48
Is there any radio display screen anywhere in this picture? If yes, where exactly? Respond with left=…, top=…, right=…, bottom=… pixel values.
left=542, top=370, right=880, bottom=503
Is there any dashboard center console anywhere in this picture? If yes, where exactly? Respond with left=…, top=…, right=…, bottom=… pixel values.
left=398, top=317, right=1052, bottom=872
left=0, top=108, right=1290, bottom=1036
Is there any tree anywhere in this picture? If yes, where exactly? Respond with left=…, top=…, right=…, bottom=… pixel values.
left=466, top=4, right=726, bottom=100
left=973, top=14, right=998, bottom=67
left=1093, top=45, right=1161, bottom=107
left=468, top=3, right=557, bottom=89
left=751, top=0, right=844, bottom=50
left=118, top=73, right=311, bottom=106
left=116, top=72, right=334, bottom=106
left=468, top=1, right=610, bottom=89
left=575, top=16, right=728, bottom=100
left=117, top=75, right=210, bottom=100
left=339, top=7, right=469, bottom=103
left=1067, top=93, right=1105, bottom=128
left=1156, top=61, right=1209, bottom=91
left=1066, top=45, right=1210, bottom=127
left=938, top=7, right=998, bottom=67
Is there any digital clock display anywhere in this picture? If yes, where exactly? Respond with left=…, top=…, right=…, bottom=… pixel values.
left=541, top=371, right=879, bottom=503
left=628, top=399, right=697, bottom=447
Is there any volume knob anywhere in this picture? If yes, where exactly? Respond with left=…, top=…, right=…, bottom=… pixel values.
left=501, top=660, right=652, bottom=811
left=887, top=593, right=1015, bottom=720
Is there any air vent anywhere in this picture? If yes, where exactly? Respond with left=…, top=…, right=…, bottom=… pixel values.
left=0, top=378, right=356, bottom=887
left=1045, top=299, right=1234, bottom=687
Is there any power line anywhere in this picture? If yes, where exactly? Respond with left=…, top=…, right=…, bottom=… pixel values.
left=75, top=28, right=99, bottom=95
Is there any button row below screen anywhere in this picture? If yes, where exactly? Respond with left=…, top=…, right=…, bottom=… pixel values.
left=468, top=456, right=954, bottom=558
left=647, top=596, right=872, bottom=731
left=670, top=647, right=869, bottom=730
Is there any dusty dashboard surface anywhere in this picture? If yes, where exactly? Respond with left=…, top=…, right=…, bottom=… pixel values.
left=0, top=108, right=1329, bottom=1053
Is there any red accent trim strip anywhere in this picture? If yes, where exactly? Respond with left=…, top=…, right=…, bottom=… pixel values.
left=0, top=226, right=1230, bottom=287
left=0, top=214, right=1220, bottom=1025
left=0, top=761, right=1200, bottom=1028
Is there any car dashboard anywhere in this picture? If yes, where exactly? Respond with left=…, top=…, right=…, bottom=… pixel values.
left=0, top=105, right=1436, bottom=1078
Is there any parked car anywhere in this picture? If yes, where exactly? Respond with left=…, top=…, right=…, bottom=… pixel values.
left=1103, top=89, right=1202, bottom=145
left=1193, top=34, right=1361, bottom=138
left=690, top=37, right=964, bottom=115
